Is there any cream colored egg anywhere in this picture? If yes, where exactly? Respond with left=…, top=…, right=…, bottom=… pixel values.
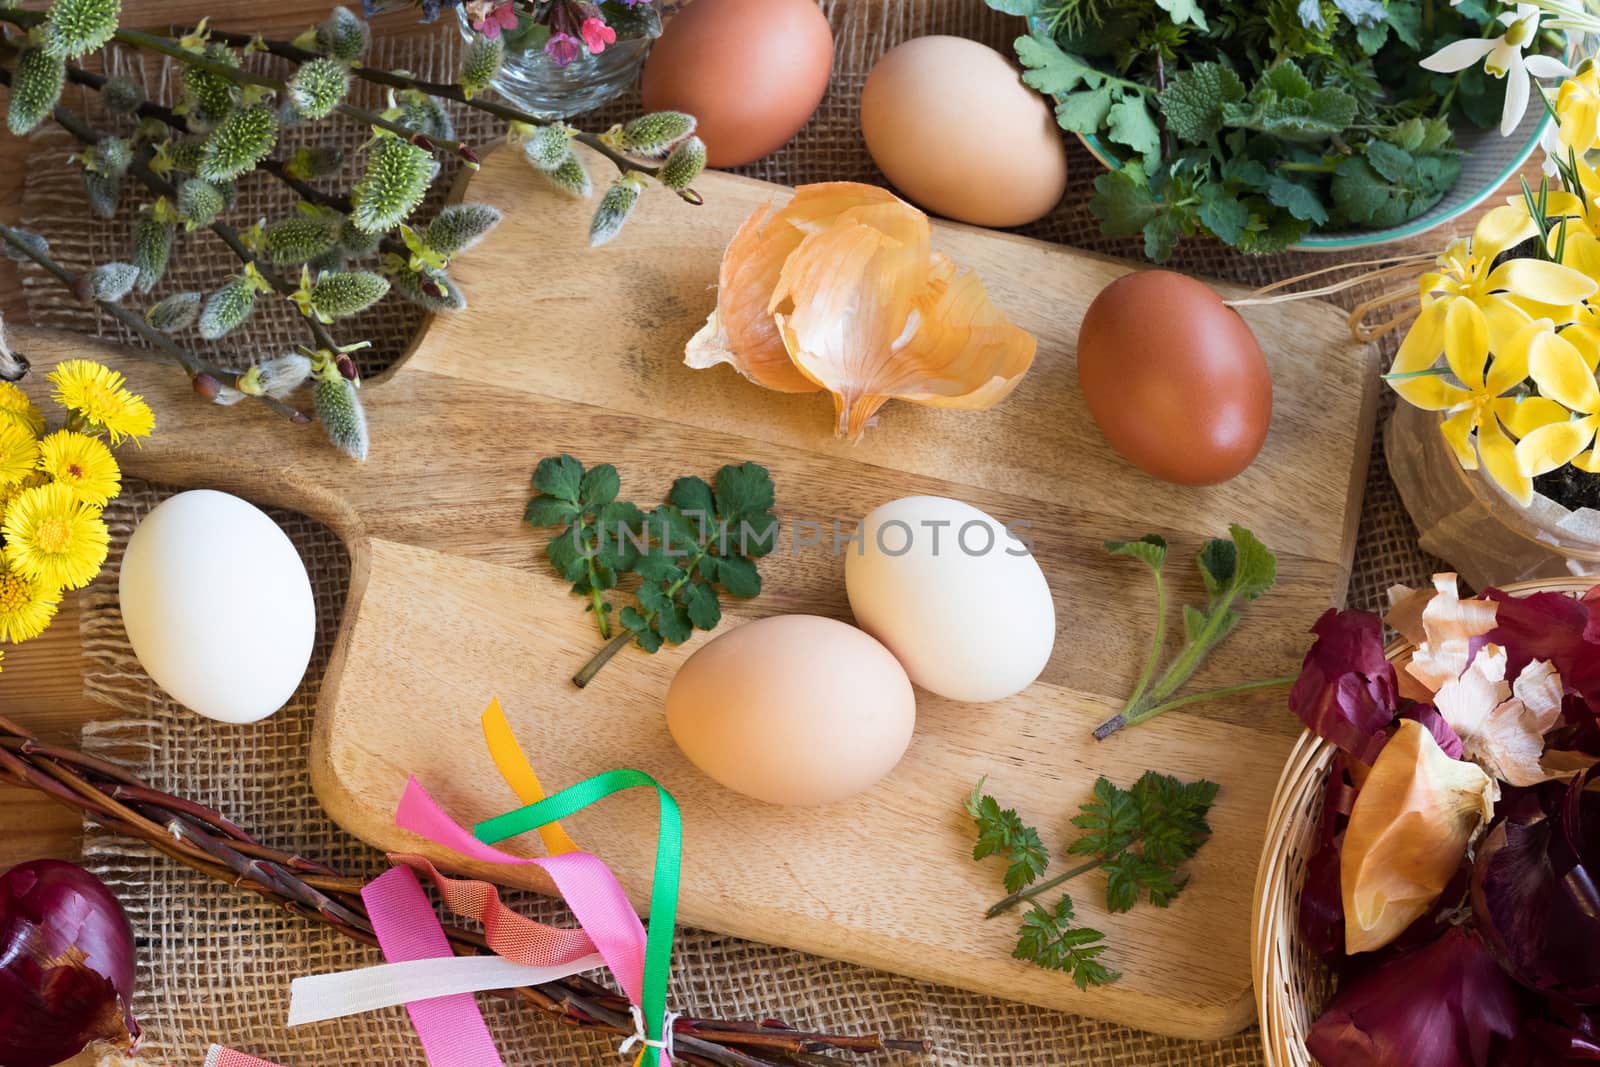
left=119, top=490, right=315, bottom=724
left=846, top=496, right=1054, bottom=703
left=665, top=615, right=916, bottom=806
left=861, top=36, right=1068, bottom=227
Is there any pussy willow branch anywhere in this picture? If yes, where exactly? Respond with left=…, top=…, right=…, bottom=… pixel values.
left=193, top=24, right=702, bottom=202
left=0, top=219, right=308, bottom=424
left=0, top=10, right=480, bottom=166
left=13, top=76, right=349, bottom=359
left=60, top=61, right=411, bottom=263
left=0, top=716, right=931, bottom=1067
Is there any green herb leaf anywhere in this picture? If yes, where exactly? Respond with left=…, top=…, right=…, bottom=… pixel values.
left=682, top=580, right=721, bottom=630
left=965, top=780, right=1051, bottom=893
left=533, top=454, right=585, bottom=503
left=1015, top=897, right=1117, bottom=990
left=1090, top=169, right=1160, bottom=237
left=525, top=494, right=580, bottom=527
left=579, top=464, right=621, bottom=511
left=1053, top=86, right=1117, bottom=134
left=1197, top=185, right=1249, bottom=246
left=1067, top=777, right=1141, bottom=858
left=1106, top=94, right=1161, bottom=164
left=1266, top=176, right=1329, bottom=225
left=983, top=0, right=1040, bottom=13
left=713, top=554, right=762, bottom=598
left=1158, top=62, right=1245, bottom=142
left=1104, top=534, right=1167, bottom=573
left=1015, top=33, right=1102, bottom=96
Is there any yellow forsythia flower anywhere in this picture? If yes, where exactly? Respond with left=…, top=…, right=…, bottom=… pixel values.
left=0, top=559, right=60, bottom=643
left=48, top=359, right=155, bottom=444
left=0, top=381, right=44, bottom=436
left=37, top=429, right=120, bottom=507
left=2, top=482, right=109, bottom=590
left=0, top=421, right=39, bottom=487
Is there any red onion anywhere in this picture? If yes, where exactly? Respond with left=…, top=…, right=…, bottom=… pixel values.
left=0, top=860, right=139, bottom=1067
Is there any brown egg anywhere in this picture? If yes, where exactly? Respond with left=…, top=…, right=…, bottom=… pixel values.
left=641, top=0, right=833, bottom=168
left=861, top=36, right=1068, bottom=228
left=1077, top=271, right=1272, bottom=486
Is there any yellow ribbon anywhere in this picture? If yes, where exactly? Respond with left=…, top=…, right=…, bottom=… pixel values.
left=479, top=698, right=581, bottom=856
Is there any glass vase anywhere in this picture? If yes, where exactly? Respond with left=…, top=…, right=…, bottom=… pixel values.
left=456, top=6, right=656, bottom=119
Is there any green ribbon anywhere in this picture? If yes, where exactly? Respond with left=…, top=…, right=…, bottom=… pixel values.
left=474, top=769, right=681, bottom=1066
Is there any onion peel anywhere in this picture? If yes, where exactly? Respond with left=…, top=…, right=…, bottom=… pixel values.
left=687, top=182, right=1036, bottom=440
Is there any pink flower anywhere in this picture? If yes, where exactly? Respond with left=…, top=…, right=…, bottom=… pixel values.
left=468, top=1, right=519, bottom=39
left=580, top=16, right=616, bottom=54
left=544, top=31, right=582, bottom=66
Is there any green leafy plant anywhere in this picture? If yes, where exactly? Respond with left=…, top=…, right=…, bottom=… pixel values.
left=1093, top=525, right=1289, bottom=738
left=967, top=772, right=1219, bottom=988
left=0, top=1, right=708, bottom=461
left=993, top=0, right=1517, bottom=259
left=525, top=455, right=779, bottom=687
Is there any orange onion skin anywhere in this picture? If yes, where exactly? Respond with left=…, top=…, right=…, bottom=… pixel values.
left=0, top=860, right=139, bottom=1067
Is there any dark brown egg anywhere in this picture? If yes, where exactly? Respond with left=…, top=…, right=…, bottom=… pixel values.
left=1077, top=270, right=1272, bottom=486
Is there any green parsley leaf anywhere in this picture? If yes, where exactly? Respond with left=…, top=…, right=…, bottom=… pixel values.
left=1015, top=897, right=1118, bottom=990
left=1067, top=777, right=1141, bottom=858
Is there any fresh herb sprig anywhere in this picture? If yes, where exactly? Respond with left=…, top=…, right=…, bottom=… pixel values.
left=526, top=455, right=647, bottom=640
left=1093, top=525, right=1290, bottom=739
left=525, top=455, right=778, bottom=687
left=994, top=0, right=1507, bottom=260
left=967, top=773, right=1219, bottom=988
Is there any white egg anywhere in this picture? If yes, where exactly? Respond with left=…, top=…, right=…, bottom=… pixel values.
left=119, top=490, right=315, bottom=724
left=845, top=496, right=1054, bottom=703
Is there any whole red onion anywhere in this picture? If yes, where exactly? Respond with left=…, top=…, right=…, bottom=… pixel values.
left=0, top=860, right=139, bottom=1067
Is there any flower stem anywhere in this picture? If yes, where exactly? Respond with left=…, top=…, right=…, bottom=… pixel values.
left=985, top=857, right=1106, bottom=919
left=573, top=630, right=634, bottom=688
left=1093, top=676, right=1294, bottom=739
left=1120, top=565, right=1165, bottom=721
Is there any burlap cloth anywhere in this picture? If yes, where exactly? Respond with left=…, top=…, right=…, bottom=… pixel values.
left=13, top=4, right=1451, bottom=1064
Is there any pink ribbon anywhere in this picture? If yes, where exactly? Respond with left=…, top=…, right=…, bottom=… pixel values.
left=363, top=866, right=507, bottom=1067
left=203, top=1047, right=288, bottom=1067
left=395, top=776, right=650, bottom=1009
left=375, top=776, right=664, bottom=1064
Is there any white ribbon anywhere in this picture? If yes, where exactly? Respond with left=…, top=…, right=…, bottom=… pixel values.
left=287, top=952, right=607, bottom=1026
left=617, top=1003, right=681, bottom=1060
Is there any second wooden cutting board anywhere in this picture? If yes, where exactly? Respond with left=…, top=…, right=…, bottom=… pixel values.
left=18, top=143, right=1376, bottom=1039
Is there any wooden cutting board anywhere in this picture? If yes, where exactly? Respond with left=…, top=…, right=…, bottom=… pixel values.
left=17, top=143, right=1376, bottom=1039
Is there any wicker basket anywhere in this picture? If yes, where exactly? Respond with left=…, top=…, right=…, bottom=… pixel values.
left=1250, top=576, right=1599, bottom=1066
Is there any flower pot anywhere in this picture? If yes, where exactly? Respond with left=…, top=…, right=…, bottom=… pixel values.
left=1385, top=401, right=1600, bottom=588
left=455, top=7, right=655, bottom=119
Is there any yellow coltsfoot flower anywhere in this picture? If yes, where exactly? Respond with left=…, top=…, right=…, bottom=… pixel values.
left=37, top=429, right=120, bottom=507
left=1556, top=64, right=1600, bottom=157
left=0, top=381, right=44, bottom=436
left=2, top=482, right=109, bottom=590
left=48, top=359, right=155, bottom=444
left=0, top=421, right=39, bottom=488
left=0, top=560, right=60, bottom=644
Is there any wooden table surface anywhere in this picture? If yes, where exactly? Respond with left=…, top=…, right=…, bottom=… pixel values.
left=0, top=1, right=427, bottom=872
